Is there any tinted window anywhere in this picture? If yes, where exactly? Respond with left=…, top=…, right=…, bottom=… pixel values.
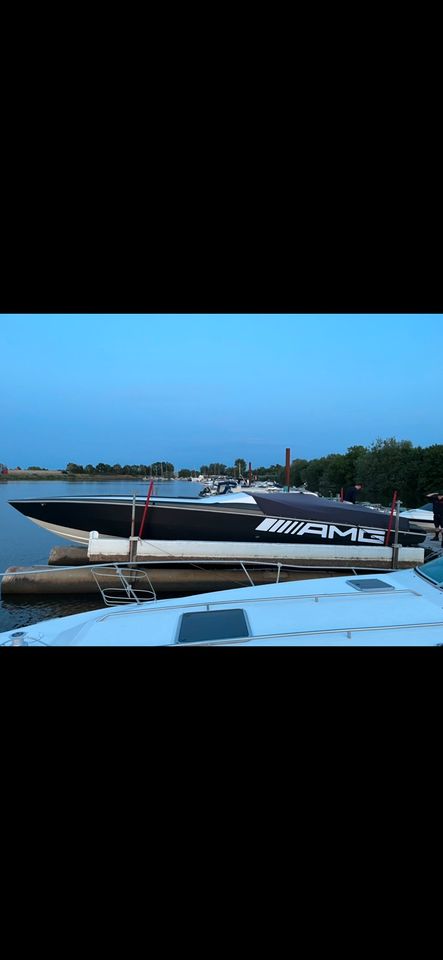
left=347, top=578, right=394, bottom=592
left=177, top=609, right=249, bottom=643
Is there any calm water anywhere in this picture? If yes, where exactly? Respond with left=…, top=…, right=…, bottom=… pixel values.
left=0, top=479, right=202, bottom=632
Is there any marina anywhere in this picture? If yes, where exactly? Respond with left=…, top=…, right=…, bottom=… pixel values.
left=1, top=478, right=441, bottom=636
left=2, top=313, right=441, bottom=644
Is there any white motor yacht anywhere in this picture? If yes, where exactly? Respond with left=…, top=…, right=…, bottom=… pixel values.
left=400, top=503, right=436, bottom=532
left=1, top=555, right=442, bottom=646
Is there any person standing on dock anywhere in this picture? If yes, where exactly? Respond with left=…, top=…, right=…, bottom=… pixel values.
left=344, top=482, right=363, bottom=504
left=426, top=491, right=443, bottom=541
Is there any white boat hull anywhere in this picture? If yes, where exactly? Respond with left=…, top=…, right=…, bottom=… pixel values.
left=2, top=563, right=443, bottom=645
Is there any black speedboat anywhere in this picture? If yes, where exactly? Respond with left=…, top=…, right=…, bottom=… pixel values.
left=8, top=490, right=426, bottom=548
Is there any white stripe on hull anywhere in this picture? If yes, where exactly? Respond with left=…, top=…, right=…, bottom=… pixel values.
left=26, top=517, right=116, bottom=544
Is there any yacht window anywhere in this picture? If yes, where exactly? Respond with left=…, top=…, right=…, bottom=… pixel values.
left=416, top=556, right=443, bottom=586
left=346, top=578, right=395, bottom=592
left=177, top=609, right=250, bottom=643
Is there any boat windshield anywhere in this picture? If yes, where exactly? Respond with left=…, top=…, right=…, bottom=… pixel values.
left=416, top=556, right=443, bottom=586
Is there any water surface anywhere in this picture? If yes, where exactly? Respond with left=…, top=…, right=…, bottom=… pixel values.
left=0, top=479, right=201, bottom=632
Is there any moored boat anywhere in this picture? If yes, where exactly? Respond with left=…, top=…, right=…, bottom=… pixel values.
left=1, top=554, right=442, bottom=645
left=399, top=503, right=436, bottom=532
left=8, top=489, right=427, bottom=549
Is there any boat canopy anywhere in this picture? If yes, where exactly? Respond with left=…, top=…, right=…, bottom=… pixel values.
left=251, top=492, right=413, bottom=533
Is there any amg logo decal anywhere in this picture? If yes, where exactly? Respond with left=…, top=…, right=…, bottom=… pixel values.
left=255, top=518, right=386, bottom=545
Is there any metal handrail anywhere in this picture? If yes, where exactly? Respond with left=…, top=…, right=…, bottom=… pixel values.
left=175, top=619, right=443, bottom=643
left=90, top=565, right=157, bottom=605
left=0, top=558, right=322, bottom=607
left=96, top=586, right=423, bottom=622
left=0, top=556, right=393, bottom=581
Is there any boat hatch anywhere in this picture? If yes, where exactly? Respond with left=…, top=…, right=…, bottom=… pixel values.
left=346, top=578, right=395, bottom=592
left=177, top=608, right=250, bottom=644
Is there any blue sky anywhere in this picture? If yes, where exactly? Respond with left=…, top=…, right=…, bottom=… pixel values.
left=1, top=314, right=441, bottom=470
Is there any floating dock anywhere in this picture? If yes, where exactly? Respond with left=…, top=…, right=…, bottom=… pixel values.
left=86, top=535, right=425, bottom=569
left=0, top=532, right=433, bottom=596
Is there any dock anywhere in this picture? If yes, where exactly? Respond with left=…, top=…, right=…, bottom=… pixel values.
left=0, top=531, right=437, bottom=597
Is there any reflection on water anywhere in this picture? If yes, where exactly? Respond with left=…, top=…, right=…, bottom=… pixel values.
left=0, top=479, right=201, bottom=632
left=0, top=594, right=107, bottom=633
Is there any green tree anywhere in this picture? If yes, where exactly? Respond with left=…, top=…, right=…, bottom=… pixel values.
left=356, top=438, right=420, bottom=507
left=318, top=454, right=347, bottom=496
left=418, top=445, right=443, bottom=502
left=208, top=463, right=227, bottom=474
left=263, top=463, right=282, bottom=482
left=301, top=458, right=325, bottom=492
left=289, top=459, right=308, bottom=487
left=234, top=458, right=247, bottom=478
left=341, top=445, right=367, bottom=489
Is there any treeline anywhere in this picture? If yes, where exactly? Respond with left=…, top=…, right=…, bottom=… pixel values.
left=180, top=440, right=443, bottom=506
left=282, top=439, right=443, bottom=507
left=65, top=461, right=174, bottom=477
left=62, top=440, right=443, bottom=506
left=178, top=458, right=250, bottom=479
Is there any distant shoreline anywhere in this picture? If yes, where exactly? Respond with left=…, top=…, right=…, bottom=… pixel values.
left=0, top=472, right=169, bottom=482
